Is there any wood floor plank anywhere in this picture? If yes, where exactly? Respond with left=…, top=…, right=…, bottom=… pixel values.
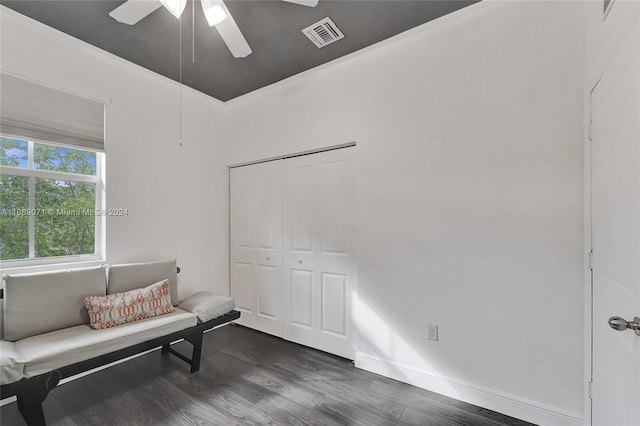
left=83, top=367, right=161, bottom=421
left=368, top=380, right=508, bottom=426
left=313, top=397, right=400, bottom=426
left=399, top=406, right=459, bottom=426
left=0, top=400, right=27, bottom=426
left=213, top=333, right=358, bottom=384
left=132, top=379, right=244, bottom=426
left=164, top=360, right=287, bottom=425
left=254, top=395, right=345, bottom=426
left=110, top=359, right=245, bottom=426
left=379, top=380, right=534, bottom=426
left=194, top=362, right=274, bottom=405
left=201, top=346, right=403, bottom=425
left=42, top=395, right=80, bottom=426
left=222, top=326, right=393, bottom=385
left=302, top=378, right=405, bottom=422
left=202, top=349, right=326, bottom=409
left=50, top=378, right=124, bottom=426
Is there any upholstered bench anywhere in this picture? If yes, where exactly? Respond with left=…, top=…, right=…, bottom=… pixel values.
left=0, top=259, right=240, bottom=426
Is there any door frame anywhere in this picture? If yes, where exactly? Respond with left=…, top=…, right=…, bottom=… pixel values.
left=585, top=79, right=601, bottom=426
left=584, top=18, right=640, bottom=426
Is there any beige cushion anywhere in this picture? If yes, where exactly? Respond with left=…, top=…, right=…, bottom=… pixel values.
left=3, top=266, right=106, bottom=341
left=15, top=308, right=197, bottom=379
left=1, top=340, right=24, bottom=385
left=179, top=292, right=236, bottom=323
left=108, top=259, right=178, bottom=306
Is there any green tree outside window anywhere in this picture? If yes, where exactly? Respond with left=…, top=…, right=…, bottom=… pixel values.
left=0, top=136, right=100, bottom=261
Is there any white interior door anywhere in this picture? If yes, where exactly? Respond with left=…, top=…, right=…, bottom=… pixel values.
left=230, top=161, right=284, bottom=336
left=591, top=22, right=640, bottom=426
left=283, top=148, right=356, bottom=359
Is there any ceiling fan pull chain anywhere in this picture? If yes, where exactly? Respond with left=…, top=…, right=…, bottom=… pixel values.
left=179, top=12, right=183, bottom=147
left=192, top=0, right=195, bottom=63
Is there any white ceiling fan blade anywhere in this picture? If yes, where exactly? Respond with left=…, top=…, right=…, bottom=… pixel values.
left=159, top=0, right=187, bottom=19
left=109, top=0, right=163, bottom=25
left=201, top=0, right=228, bottom=26
left=281, top=0, right=319, bottom=7
left=214, top=6, right=252, bottom=58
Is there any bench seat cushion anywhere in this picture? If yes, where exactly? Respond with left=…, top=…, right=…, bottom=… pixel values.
left=15, top=308, right=197, bottom=379
left=179, top=292, right=236, bottom=323
left=1, top=341, right=24, bottom=385
left=108, top=260, right=179, bottom=306
left=4, top=266, right=106, bottom=341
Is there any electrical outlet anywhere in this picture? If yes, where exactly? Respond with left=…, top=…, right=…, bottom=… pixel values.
left=428, top=324, right=439, bottom=341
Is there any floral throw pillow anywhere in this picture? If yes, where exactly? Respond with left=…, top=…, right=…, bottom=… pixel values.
left=84, top=279, right=173, bottom=330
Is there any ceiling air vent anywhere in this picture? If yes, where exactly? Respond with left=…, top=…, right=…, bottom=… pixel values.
left=302, top=17, right=345, bottom=48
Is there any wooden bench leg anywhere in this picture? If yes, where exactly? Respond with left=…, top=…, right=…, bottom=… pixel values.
left=16, top=371, right=60, bottom=426
left=17, top=392, right=47, bottom=426
left=161, top=333, right=202, bottom=373
left=189, top=332, right=203, bottom=373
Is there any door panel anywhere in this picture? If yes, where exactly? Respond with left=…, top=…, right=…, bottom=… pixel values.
left=257, top=264, right=279, bottom=319
left=283, top=147, right=356, bottom=359
left=321, top=272, right=347, bottom=336
left=290, top=269, right=313, bottom=328
left=232, top=174, right=253, bottom=249
left=230, top=161, right=283, bottom=336
left=232, top=262, right=253, bottom=312
left=291, top=165, right=315, bottom=252
left=255, top=169, right=281, bottom=250
left=591, top=21, right=640, bottom=426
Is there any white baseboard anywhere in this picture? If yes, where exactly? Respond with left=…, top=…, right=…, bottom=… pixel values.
left=354, top=352, right=583, bottom=426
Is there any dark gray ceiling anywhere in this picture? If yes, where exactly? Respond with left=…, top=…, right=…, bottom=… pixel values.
left=2, top=0, right=478, bottom=101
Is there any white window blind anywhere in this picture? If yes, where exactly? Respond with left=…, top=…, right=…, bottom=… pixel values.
left=0, top=72, right=105, bottom=151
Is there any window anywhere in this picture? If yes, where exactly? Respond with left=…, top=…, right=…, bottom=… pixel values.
left=0, top=72, right=105, bottom=266
left=0, top=136, right=104, bottom=263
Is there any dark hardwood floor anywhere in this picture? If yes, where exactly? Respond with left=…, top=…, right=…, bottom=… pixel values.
left=1, top=324, right=534, bottom=426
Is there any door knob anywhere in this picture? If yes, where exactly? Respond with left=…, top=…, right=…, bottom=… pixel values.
left=608, top=316, right=640, bottom=336
left=266, top=256, right=270, bottom=261
left=298, top=259, right=303, bottom=264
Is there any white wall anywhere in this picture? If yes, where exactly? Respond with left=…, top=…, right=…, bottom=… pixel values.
left=224, top=2, right=585, bottom=424
left=0, top=7, right=232, bottom=298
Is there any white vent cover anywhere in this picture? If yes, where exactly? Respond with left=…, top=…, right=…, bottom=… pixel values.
left=302, top=17, right=345, bottom=48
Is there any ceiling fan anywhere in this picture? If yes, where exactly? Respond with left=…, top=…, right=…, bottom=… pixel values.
left=109, top=0, right=319, bottom=58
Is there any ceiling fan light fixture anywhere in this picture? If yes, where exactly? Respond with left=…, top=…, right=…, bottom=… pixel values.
left=201, top=0, right=228, bottom=26
left=159, top=0, right=187, bottom=19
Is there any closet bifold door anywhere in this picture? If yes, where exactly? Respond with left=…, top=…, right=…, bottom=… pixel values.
left=230, top=160, right=284, bottom=337
left=283, top=148, right=356, bottom=359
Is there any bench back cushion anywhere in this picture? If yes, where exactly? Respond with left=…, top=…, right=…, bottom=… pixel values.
left=107, top=259, right=178, bottom=306
left=4, top=266, right=106, bottom=341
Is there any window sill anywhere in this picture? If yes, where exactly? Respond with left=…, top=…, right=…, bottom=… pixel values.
left=0, top=255, right=105, bottom=276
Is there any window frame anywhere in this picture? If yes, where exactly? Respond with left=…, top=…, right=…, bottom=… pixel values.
left=0, top=135, right=105, bottom=267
